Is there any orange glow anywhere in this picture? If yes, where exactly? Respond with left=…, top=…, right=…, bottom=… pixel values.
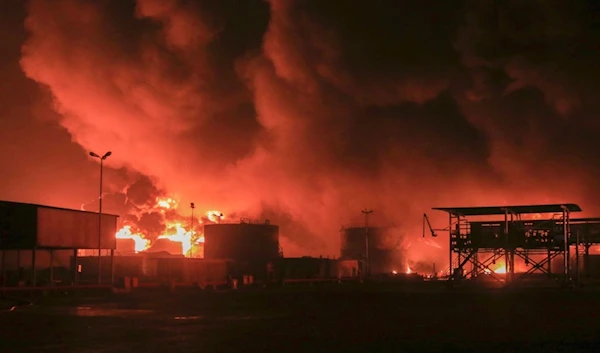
left=392, top=270, right=398, bottom=275
left=19, top=0, right=600, bottom=269
left=156, top=197, right=178, bottom=211
left=206, top=210, right=225, bottom=223
left=157, top=222, right=198, bottom=255
left=483, top=261, right=507, bottom=274
left=116, top=225, right=150, bottom=252
left=114, top=204, right=222, bottom=257
left=493, top=264, right=507, bottom=274
left=406, top=266, right=412, bottom=274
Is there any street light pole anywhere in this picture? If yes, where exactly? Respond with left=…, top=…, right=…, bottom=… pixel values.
left=190, top=202, right=195, bottom=257
left=90, top=151, right=112, bottom=284
left=361, top=209, right=373, bottom=277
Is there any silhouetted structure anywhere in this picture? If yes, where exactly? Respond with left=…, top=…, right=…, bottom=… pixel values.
left=144, top=238, right=183, bottom=255
left=204, top=220, right=281, bottom=280
left=430, top=203, right=600, bottom=285
left=74, top=253, right=232, bottom=288
left=204, top=221, right=280, bottom=261
left=0, top=200, right=119, bottom=286
left=275, top=257, right=361, bottom=283
left=340, top=226, right=405, bottom=275
left=116, top=238, right=136, bottom=255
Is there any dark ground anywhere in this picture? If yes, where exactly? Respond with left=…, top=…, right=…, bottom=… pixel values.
left=1, top=283, right=600, bottom=352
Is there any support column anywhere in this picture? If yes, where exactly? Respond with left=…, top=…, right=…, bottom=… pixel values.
left=509, top=250, right=515, bottom=282
left=1, top=250, right=4, bottom=287
left=448, top=213, right=453, bottom=280
left=562, top=206, right=570, bottom=285
left=547, top=248, right=552, bottom=275
left=575, top=230, right=580, bottom=286
left=472, top=252, right=478, bottom=278
left=16, top=250, right=20, bottom=283
left=110, top=249, right=115, bottom=286
left=73, top=249, right=78, bottom=285
left=584, top=244, right=590, bottom=278
left=32, top=248, right=37, bottom=287
left=509, top=213, right=515, bottom=282
left=503, top=210, right=510, bottom=283
left=49, top=249, right=54, bottom=285
left=98, top=248, right=102, bottom=285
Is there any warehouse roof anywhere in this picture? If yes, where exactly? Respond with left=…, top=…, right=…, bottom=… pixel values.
left=0, top=200, right=119, bottom=217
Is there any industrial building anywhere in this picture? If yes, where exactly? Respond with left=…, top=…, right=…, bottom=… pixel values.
left=73, top=219, right=362, bottom=287
left=275, top=257, right=360, bottom=283
left=26, top=199, right=600, bottom=290
left=0, top=200, right=119, bottom=286
left=340, top=226, right=405, bottom=276
left=428, top=203, right=600, bottom=286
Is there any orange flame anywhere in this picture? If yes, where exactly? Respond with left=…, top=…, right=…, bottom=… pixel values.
left=114, top=199, right=222, bottom=257
left=484, top=261, right=507, bottom=274
left=206, top=210, right=225, bottom=223
left=157, top=222, right=200, bottom=255
left=156, top=197, right=178, bottom=211
left=493, top=264, right=507, bottom=274
left=116, top=225, right=150, bottom=253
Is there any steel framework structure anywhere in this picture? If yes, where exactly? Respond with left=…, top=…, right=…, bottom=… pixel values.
left=428, top=203, right=600, bottom=286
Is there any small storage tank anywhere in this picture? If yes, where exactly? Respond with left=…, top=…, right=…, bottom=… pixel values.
left=204, top=222, right=280, bottom=262
left=341, top=226, right=404, bottom=274
left=145, top=239, right=183, bottom=256
left=116, top=238, right=136, bottom=255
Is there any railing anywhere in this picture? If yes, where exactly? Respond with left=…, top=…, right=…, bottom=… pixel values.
left=440, top=257, right=461, bottom=278
left=215, top=218, right=273, bottom=225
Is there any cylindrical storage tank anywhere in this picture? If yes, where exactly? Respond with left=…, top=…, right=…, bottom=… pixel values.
left=204, top=223, right=280, bottom=262
left=341, top=226, right=404, bottom=274
left=116, top=239, right=136, bottom=255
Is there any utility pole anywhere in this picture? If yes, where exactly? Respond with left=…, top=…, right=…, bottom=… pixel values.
left=361, top=209, right=373, bottom=277
left=190, top=203, right=195, bottom=257
left=89, top=151, right=112, bottom=285
left=190, top=203, right=196, bottom=233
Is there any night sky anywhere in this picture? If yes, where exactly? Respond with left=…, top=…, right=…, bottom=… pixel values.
left=1, top=0, right=600, bottom=262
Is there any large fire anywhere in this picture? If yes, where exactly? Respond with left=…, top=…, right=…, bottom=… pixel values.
left=484, top=261, right=507, bottom=275
left=115, top=197, right=223, bottom=257
left=115, top=226, right=149, bottom=253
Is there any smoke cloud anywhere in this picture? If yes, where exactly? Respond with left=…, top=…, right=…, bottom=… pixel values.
left=18, top=0, right=600, bottom=262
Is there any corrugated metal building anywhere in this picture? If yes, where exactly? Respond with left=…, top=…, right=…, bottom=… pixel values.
left=0, top=200, right=119, bottom=286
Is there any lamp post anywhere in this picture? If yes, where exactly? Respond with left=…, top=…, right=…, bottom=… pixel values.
left=361, top=209, right=373, bottom=277
left=190, top=203, right=195, bottom=256
left=90, top=151, right=112, bottom=284
left=190, top=202, right=196, bottom=234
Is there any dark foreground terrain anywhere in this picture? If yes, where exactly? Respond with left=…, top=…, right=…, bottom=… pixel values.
left=1, top=283, right=600, bottom=352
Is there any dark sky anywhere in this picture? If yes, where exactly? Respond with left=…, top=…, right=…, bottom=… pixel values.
left=1, top=0, right=600, bottom=260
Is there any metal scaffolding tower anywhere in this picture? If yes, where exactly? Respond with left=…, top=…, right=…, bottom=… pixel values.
left=427, top=203, right=600, bottom=286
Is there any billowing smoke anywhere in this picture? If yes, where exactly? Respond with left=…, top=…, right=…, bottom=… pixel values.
left=18, top=0, right=600, bottom=263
